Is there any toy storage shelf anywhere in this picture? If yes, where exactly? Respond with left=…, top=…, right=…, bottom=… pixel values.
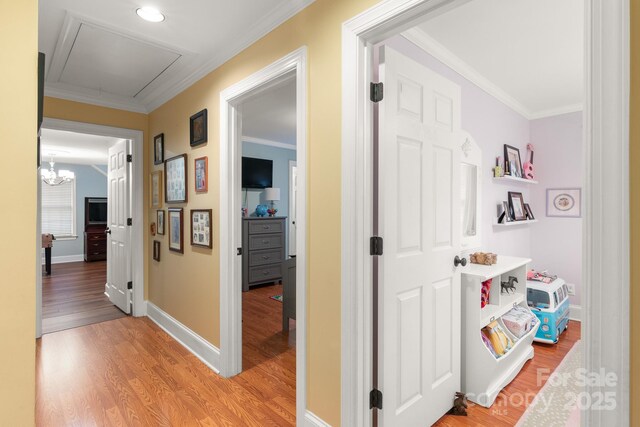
left=493, top=175, right=538, bottom=185
left=493, top=219, right=538, bottom=227
left=461, top=256, right=540, bottom=408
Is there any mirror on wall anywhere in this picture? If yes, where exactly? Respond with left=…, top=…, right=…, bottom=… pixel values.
left=460, top=131, right=482, bottom=250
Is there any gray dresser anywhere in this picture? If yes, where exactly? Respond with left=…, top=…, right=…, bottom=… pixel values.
left=242, top=217, right=286, bottom=291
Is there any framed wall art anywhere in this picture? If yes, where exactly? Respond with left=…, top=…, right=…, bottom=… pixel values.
left=165, top=154, right=188, bottom=203
left=154, top=133, right=164, bottom=165
left=150, top=170, right=163, bottom=208
left=546, top=188, right=581, bottom=218
left=153, top=240, right=161, bottom=261
left=168, top=208, right=184, bottom=253
left=190, top=109, right=208, bottom=146
left=157, top=210, right=165, bottom=235
left=190, top=209, right=212, bottom=248
left=195, top=156, right=208, bottom=193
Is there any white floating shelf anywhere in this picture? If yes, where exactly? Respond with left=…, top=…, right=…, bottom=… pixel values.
left=493, top=175, right=538, bottom=184
left=494, top=219, right=538, bottom=227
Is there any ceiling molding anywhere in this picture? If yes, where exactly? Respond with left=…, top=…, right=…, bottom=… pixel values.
left=528, top=103, right=584, bottom=120
left=90, top=165, right=108, bottom=176
left=144, top=0, right=315, bottom=112
left=243, top=136, right=296, bottom=151
left=44, top=85, right=149, bottom=114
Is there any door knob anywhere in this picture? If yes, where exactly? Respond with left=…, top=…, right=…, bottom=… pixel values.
left=105, top=228, right=111, bottom=235
left=454, top=256, right=467, bottom=267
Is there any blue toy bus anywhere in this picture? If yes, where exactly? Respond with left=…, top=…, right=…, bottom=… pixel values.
left=526, top=278, right=570, bottom=344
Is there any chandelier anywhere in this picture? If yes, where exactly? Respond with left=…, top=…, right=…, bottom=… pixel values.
left=41, top=158, right=74, bottom=186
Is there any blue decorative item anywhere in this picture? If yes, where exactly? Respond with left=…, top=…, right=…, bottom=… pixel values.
left=255, top=204, right=268, bottom=217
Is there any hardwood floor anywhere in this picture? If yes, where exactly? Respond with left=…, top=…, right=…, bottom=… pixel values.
left=42, top=261, right=126, bottom=334
left=435, top=321, right=581, bottom=426
left=37, top=283, right=296, bottom=426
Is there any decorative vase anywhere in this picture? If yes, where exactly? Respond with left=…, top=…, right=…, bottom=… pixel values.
left=255, top=204, right=268, bottom=217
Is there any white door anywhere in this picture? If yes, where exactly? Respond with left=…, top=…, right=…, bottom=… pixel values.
left=378, top=46, right=462, bottom=426
left=105, top=139, right=131, bottom=314
left=288, top=161, right=297, bottom=256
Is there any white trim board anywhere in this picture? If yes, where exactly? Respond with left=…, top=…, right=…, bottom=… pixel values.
left=41, top=254, right=85, bottom=265
left=569, top=305, right=582, bottom=322
left=219, top=47, right=308, bottom=424
left=304, top=411, right=332, bottom=427
left=242, top=135, right=296, bottom=151
left=341, top=1, right=629, bottom=426
left=401, top=28, right=584, bottom=121
left=146, top=302, right=220, bottom=373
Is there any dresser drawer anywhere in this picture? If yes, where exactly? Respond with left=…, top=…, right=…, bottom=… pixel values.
left=248, top=220, right=284, bottom=235
left=248, top=233, right=283, bottom=250
left=248, top=264, right=282, bottom=283
left=249, top=248, right=284, bottom=267
left=87, top=233, right=106, bottom=241
left=87, top=240, right=106, bottom=251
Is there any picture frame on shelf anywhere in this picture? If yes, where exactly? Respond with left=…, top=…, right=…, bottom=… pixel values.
left=153, top=240, right=161, bottom=261
left=508, top=191, right=527, bottom=221
left=154, top=133, right=164, bottom=165
left=157, top=210, right=165, bottom=235
left=165, top=154, right=188, bottom=203
left=546, top=188, right=581, bottom=218
left=150, top=170, right=163, bottom=208
left=168, top=208, right=184, bottom=253
left=190, top=109, right=208, bottom=146
left=195, top=156, right=208, bottom=193
left=524, top=203, right=535, bottom=220
left=503, top=144, right=523, bottom=178
left=503, top=201, right=513, bottom=222
left=190, top=209, right=212, bottom=249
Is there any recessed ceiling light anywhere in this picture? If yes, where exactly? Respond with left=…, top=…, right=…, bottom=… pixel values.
left=136, top=7, right=165, bottom=23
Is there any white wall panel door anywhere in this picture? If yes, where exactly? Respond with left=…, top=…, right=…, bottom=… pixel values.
left=378, top=46, right=462, bottom=426
left=106, top=139, right=131, bottom=314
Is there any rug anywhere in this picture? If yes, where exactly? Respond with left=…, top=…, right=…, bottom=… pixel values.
left=516, top=340, right=582, bottom=427
left=270, top=294, right=283, bottom=302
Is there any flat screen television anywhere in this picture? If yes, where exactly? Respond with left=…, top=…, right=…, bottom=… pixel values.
left=86, top=197, right=108, bottom=225
left=242, top=157, right=273, bottom=189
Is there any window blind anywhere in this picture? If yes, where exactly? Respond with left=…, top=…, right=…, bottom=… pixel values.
left=41, top=180, right=76, bottom=237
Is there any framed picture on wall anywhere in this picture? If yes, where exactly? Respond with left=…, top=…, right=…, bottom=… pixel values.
left=165, top=154, right=188, bottom=203
left=157, top=210, right=165, bottom=235
left=154, top=133, right=164, bottom=165
left=546, top=188, right=581, bottom=218
left=190, top=209, right=212, bottom=248
left=150, top=170, right=163, bottom=208
left=190, top=109, right=208, bottom=146
left=153, top=240, right=161, bottom=261
left=168, top=208, right=184, bottom=253
left=195, top=156, right=208, bottom=193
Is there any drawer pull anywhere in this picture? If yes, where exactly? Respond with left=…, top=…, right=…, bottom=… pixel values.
left=263, top=271, right=270, bottom=275
left=263, top=225, right=270, bottom=229
left=262, top=240, right=269, bottom=244
left=262, top=255, right=270, bottom=260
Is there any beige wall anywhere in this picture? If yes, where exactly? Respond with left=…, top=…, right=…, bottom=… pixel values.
left=0, top=0, right=37, bottom=424
left=147, top=0, right=377, bottom=423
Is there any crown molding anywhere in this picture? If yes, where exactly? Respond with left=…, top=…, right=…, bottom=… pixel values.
left=44, top=85, right=149, bottom=114
left=528, top=103, right=584, bottom=120
left=242, top=136, right=296, bottom=150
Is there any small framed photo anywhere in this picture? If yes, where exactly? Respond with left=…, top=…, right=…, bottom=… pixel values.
left=153, top=240, right=161, bottom=261
left=154, top=133, right=164, bottom=165
left=165, top=154, right=188, bottom=203
left=157, top=210, right=165, bottom=235
left=524, top=203, right=535, bottom=220
left=195, top=156, right=208, bottom=193
left=150, top=170, right=163, bottom=208
left=508, top=191, right=527, bottom=221
left=547, top=188, right=581, bottom=218
left=190, top=209, right=212, bottom=248
left=168, top=208, right=184, bottom=253
left=503, top=144, right=523, bottom=178
left=503, top=201, right=513, bottom=222
left=190, top=109, right=208, bottom=147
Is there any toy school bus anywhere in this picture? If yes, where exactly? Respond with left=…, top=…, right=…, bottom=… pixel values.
left=526, top=278, right=570, bottom=344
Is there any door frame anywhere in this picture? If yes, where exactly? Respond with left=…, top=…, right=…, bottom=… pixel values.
left=341, top=1, right=629, bottom=426
left=288, top=159, right=297, bottom=256
left=218, top=47, right=307, bottom=423
left=36, top=118, right=146, bottom=337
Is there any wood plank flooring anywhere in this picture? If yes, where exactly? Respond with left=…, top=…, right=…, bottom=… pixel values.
left=37, top=283, right=296, bottom=426
left=42, top=261, right=126, bottom=334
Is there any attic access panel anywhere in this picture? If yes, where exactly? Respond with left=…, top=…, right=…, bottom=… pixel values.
left=59, top=23, right=181, bottom=98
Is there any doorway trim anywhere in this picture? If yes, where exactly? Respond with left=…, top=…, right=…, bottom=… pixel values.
left=36, top=118, right=146, bottom=337
left=341, top=1, right=629, bottom=426
left=218, top=47, right=307, bottom=423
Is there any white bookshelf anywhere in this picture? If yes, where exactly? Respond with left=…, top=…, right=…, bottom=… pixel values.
left=493, top=219, right=538, bottom=227
left=493, top=175, right=538, bottom=185
left=461, top=256, right=540, bottom=407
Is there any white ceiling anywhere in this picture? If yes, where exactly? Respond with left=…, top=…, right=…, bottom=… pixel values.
left=412, top=0, right=584, bottom=119
left=242, top=78, right=296, bottom=146
left=39, top=0, right=314, bottom=113
left=40, top=129, right=119, bottom=165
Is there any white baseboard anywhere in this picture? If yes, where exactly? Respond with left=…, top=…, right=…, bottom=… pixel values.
left=41, top=254, right=85, bottom=264
left=304, top=411, right=331, bottom=427
left=569, top=304, right=582, bottom=322
left=146, top=301, right=220, bottom=374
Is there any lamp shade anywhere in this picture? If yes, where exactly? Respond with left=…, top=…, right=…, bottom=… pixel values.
left=264, top=187, right=280, bottom=201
